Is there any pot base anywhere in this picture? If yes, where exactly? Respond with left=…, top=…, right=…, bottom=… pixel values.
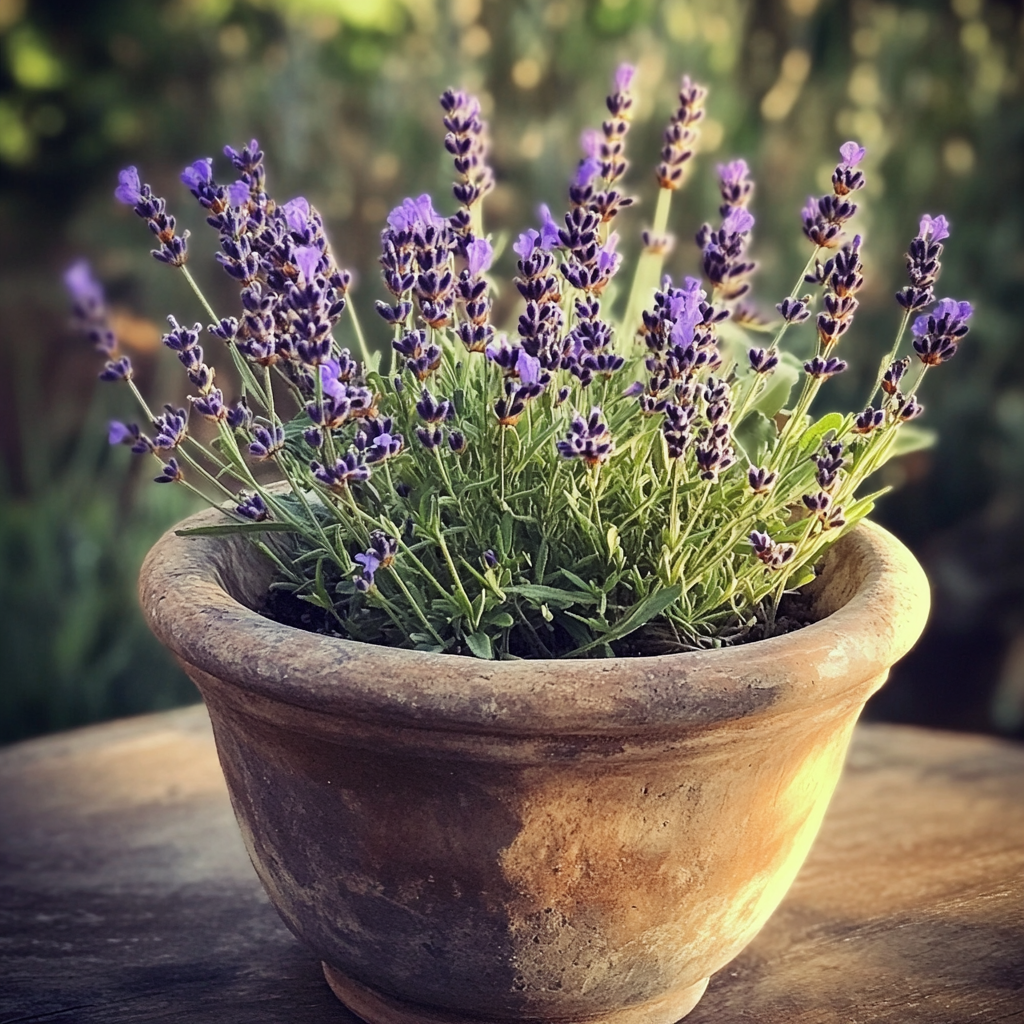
left=322, top=963, right=710, bottom=1024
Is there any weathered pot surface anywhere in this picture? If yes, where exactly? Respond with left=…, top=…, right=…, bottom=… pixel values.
left=139, top=513, right=929, bottom=1024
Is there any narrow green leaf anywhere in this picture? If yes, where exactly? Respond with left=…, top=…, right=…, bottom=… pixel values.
left=176, top=521, right=303, bottom=537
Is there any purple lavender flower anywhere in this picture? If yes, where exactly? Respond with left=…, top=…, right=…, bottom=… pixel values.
left=416, top=426, right=443, bottom=449
left=236, top=492, right=270, bottom=522
left=839, top=141, right=866, bottom=168
left=614, top=62, right=635, bottom=93
left=353, top=530, right=398, bottom=590
left=513, top=229, right=540, bottom=261
left=114, top=165, right=189, bottom=266
left=282, top=197, right=311, bottom=234
left=448, top=431, right=466, bottom=453
left=897, top=394, right=924, bottom=421
left=154, top=457, right=183, bottom=484
left=881, top=357, right=910, bottom=395
left=911, top=298, right=973, bottom=365
left=897, top=215, right=950, bottom=312
left=249, top=423, right=285, bottom=460
left=749, top=530, right=795, bottom=570
left=151, top=406, right=188, bottom=450
left=108, top=421, right=152, bottom=453
left=114, top=166, right=142, bottom=205
left=226, top=180, right=251, bottom=208
left=919, top=214, right=950, bottom=244
left=311, top=451, right=371, bottom=491
left=802, top=490, right=833, bottom=516
left=465, top=237, right=493, bottom=277
left=440, top=88, right=494, bottom=241
left=538, top=205, right=561, bottom=251
left=574, top=156, right=602, bottom=191
left=294, top=245, right=322, bottom=284
left=415, top=389, right=453, bottom=423
left=180, top=158, right=213, bottom=193
left=99, top=356, right=133, bottom=382
left=853, top=406, right=884, bottom=434
left=748, top=347, right=779, bottom=374
left=656, top=75, right=706, bottom=190
left=804, top=355, right=848, bottom=378
left=482, top=549, right=499, bottom=569
left=355, top=417, right=403, bottom=463
left=718, top=159, right=753, bottom=208
left=776, top=296, right=811, bottom=324
left=64, top=260, right=117, bottom=355
left=108, top=420, right=135, bottom=445
left=191, top=388, right=226, bottom=421
left=226, top=398, right=253, bottom=432
left=556, top=407, right=613, bottom=466
left=748, top=466, right=777, bottom=494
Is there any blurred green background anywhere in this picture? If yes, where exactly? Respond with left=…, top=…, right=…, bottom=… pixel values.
left=1, top=0, right=1021, bottom=744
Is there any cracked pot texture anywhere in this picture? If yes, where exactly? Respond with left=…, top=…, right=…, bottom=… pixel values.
left=139, top=514, right=929, bottom=1024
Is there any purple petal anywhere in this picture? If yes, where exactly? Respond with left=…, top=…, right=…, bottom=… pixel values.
left=614, top=62, right=636, bottom=93
left=294, top=244, right=321, bottom=283
left=717, top=159, right=748, bottom=187
left=911, top=313, right=930, bottom=337
left=412, top=194, right=444, bottom=230
left=512, top=229, right=539, bottom=260
left=839, top=141, right=866, bottom=168
left=722, top=207, right=755, bottom=235
left=386, top=200, right=414, bottom=234
left=108, top=420, right=132, bottom=445
left=516, top=348, right=542, bottom=386
left=919, top=213, right=950, bottom=243
left=574, top=156, right=601, bottom=190
left=63, top=259, right=102, bottom=306
left=580, top=128, right=602, bottom=159
left=466, top=237, right=493, bottom=277
left=227, top=180, right=251, bottom=208
left=957, top=300, right=974, bottom=320
left=282, top=197, right=310, bottom=234
left=538, top=204, right=560, bottom=250
left=114, top=166, right=142, bottom=205
left=180, top=158, right=212, bottom=191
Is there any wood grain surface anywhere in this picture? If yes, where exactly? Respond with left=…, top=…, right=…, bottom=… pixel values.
left=1, top=705, right=1021, bottom=1023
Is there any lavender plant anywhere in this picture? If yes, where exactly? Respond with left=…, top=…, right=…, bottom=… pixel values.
left=67, top=69, right=971, bottom=659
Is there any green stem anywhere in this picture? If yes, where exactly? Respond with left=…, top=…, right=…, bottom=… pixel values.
left=620, top=187, right=673, bottom=351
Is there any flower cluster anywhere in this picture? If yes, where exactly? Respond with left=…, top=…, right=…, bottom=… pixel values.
left=71, top=66, right=972, bottom=658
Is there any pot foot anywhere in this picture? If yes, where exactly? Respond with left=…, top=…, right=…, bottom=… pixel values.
left=322, top=963, right=710, bottom=1024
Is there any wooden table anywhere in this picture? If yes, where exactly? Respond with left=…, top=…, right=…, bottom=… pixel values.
left=1, top=705, right=1022, bottom=1023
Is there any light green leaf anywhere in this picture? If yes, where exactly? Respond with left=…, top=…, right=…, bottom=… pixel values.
left=799, top=412, right=845, bottom=451
left=465, top=631, right=494, bottom=660
left=890, top=424, right=937, bottom=457
left=734, top=411, right=776, bottom=462
left=753, top=355, right=801, bottom=419
left=505, top=584, right=598, bottom=609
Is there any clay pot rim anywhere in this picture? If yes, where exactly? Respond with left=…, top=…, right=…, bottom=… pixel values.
left=139, top=511, right=929, bottom=736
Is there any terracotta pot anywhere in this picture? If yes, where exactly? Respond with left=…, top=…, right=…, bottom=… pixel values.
left=139, top=511, right=928, bottom=1024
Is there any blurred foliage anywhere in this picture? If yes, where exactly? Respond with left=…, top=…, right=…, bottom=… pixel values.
left=1, top=0, right=1022, bottom=742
